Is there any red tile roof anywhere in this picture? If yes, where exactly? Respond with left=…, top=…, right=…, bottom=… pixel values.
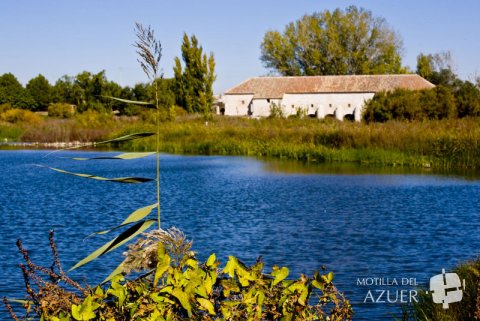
left=225, top=75, right=435, bottom=99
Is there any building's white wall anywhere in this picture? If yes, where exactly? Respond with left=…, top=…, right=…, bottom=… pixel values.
left=251, top=99, right=281, bottom=117
left=282, top=93, right=375, bottom=121
left=223, top=92, right=375, bottom=121
left=222, top=94, right=254, bottom=116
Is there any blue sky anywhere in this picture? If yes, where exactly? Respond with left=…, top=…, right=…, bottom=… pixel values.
left=1, top=1, right=479, bottom=93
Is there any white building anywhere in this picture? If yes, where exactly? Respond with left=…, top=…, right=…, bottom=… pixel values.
left=222, top=75, right=434, bottom=121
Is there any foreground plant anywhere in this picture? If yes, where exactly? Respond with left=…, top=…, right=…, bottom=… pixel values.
left=5, top=229, right=352, bottom=321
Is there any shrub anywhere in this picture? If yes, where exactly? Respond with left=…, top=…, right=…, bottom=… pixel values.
left=0, top=108, right=42, bottom=124
left=0, top=102, right=12, bottom=114
left=269, top=102, right=285, bottom=119
left=363, top=88, right=457, bottom=122
left=74, top=110, right=113, bottom=128
left=139, top=106, right=184, bottom=124
left=48, top=103, right=75, bottom=118
left=174, top=105, right=188, bottom=117
left=456, top=81, right=480, bottom=118
left=5, top=229, right=353, bottom=321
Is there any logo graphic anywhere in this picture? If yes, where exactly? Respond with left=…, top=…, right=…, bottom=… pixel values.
left=428, top=269, right=465, bottom=309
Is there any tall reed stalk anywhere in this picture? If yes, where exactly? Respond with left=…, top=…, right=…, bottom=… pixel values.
left=133, top=22, right=163, bottom=229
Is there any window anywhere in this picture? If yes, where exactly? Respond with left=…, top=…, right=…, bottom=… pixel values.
left=291, top=105, right=294, bottom=108
left=267, top=99, right=270, bottom=103
left=241, top=100, right=245, bottom=104
left=348, top=103, right=351, bottom=107
left=311, top=104, right=314, bottom=108
left=329, top=104, right=332, bottom=107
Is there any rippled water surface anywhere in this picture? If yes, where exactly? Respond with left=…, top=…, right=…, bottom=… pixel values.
left=1, top=150, right=480, bottom=320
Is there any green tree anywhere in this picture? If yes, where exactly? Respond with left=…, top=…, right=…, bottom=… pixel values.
left=173, top=33, right=216, bottom=113
left=432, top=85, right=457, bottom=119
left=416, top=54, right=434, bottom=79
left=416, top=51, right=459, bottom=87
left=260, top=6, right=404, bottom=76
left=456, top=81, right=480, bottom=118
left=0, top=73, right=24, bottom=106
left=73, top=70, right=111, bottom=112
left=26, top=74, right=52, bottom=111
left=51, top=75, right=75, bottom=104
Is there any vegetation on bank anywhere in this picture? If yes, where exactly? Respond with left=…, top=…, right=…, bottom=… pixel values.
left=119, top=117, right=480, bottom=169
left=2, top=107, right=480, bottom=170
left=401, top=258, right=480, bottom=321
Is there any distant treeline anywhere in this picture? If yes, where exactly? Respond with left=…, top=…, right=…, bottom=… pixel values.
left=0, top=33, right=215, bottom=116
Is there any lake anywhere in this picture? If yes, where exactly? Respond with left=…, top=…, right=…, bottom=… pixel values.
left=1, top=150, right=480, bottom=320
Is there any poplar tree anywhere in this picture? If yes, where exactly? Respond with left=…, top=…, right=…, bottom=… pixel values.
left=173, top=33, right=216, bottom=113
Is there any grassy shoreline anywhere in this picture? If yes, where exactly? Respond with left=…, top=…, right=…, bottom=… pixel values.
left=121, top=116, right=480, bottom=170
left=2, top=115, right=480, bottom=170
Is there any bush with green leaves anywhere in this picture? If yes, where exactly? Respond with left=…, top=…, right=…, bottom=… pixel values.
left=5, top=229, right=352, bottom=321
left=0, top=108, right=43, bottom=124
left=48, top=103, right=75, bottom=118
left=268, top=102, right=285, bottom=119
left=363, top=87, right=457, bottom=122
left=73, top=110, right=114, bottom=128
left=456, top=81, right=480, bottom=118
left=364, top=80, right=480, bottom=123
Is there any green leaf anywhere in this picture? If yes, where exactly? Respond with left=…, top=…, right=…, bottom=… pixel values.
left=36, top=165, right=153, bottom=183
left=256, top=291, right=265, bottom=318
left=206, top=253, right=216, bottom=267
left=287, top=282, right=309, bottom=306
left=312, top=279, right=324, bottom=290
left=108, top=281, right=127, bottom=307
left=171, top=288, right=192, bottom=317
left=185, top=258, right=198, bottom=269
left=197, top=298, right=215, bottom=315
left=154, top=243, right=171, bottom=287
left=69, top=219, right=156, bottom=271
left=91, top=203, right=158, bottom=236
left=121, top=203, right=159, bottom=225
left=321, top=271, right=334, bottom=284
left=94, top=132, right=155, bottom=145
left=101, top=96, right=155, bottom=107
left=271, top=266, right=289, bottom=287
left=223, top=256, right=237, bottom=277
left=71, top=296, right=99, bottom=320
left=68, top=152, right=155, bottom=161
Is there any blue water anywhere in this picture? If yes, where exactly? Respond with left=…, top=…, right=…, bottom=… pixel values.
left=1, top=150, right=480, bottom=320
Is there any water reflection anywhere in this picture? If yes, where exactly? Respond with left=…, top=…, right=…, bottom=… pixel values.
left=260, top=157, right=480, bottom=179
